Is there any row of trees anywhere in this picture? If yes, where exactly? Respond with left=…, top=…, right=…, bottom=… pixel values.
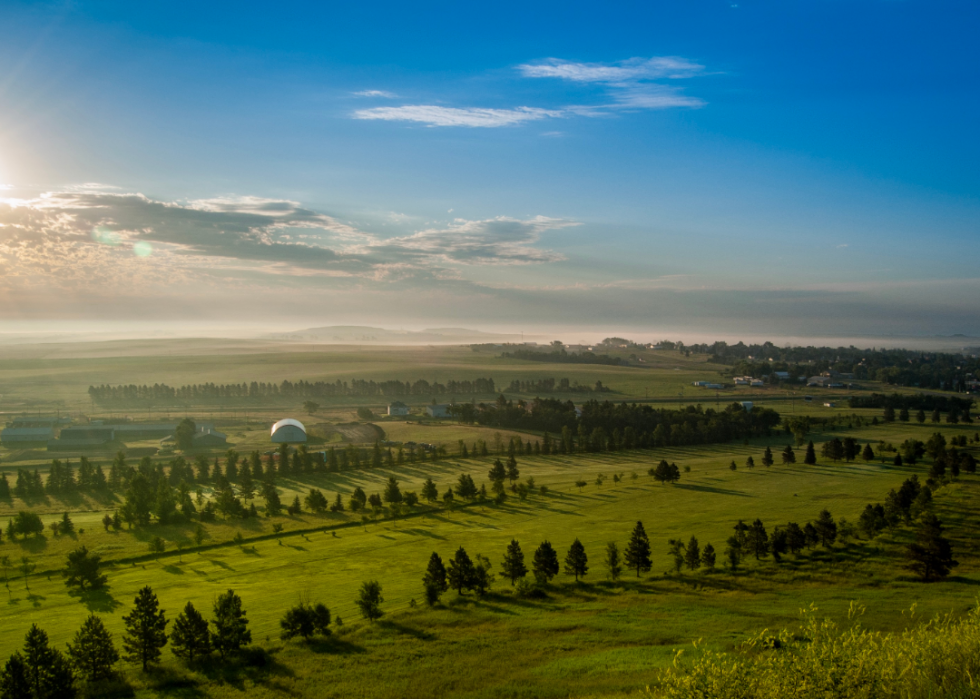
left=882, top=405, right=973, bottom=425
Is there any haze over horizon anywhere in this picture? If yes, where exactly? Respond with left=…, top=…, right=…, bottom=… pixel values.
left=0, top=1, right=977, bottom=338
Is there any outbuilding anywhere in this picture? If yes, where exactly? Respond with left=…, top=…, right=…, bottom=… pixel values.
left=271, top=418, right=307, bottom=443
left=388, top=401, right=409, bottom=416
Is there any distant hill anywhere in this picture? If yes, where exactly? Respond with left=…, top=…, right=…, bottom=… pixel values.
left=261, top=325, right=520, bottom=345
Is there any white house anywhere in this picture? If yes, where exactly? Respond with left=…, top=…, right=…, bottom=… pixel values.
left=426, top=404, right=452, bottom=418
left=388, top=401, right=409, bottom=416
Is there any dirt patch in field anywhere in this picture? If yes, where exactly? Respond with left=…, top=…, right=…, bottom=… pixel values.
left=309, top=422, right=385, bottom=444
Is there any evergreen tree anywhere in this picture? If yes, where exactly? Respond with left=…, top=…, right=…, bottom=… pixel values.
left=67, top=614, right=119, bottom=682
left=62, top=546, right=107, bottom=591
left=782, top=444, right=796, bottom=464
left=747, top=519, right=769, bottom=559
left=883, top=406, right=896, bottom=423
left=0, top=653, right=30, bottom=699
left=19, top=624, right=75, bottom=699
left=170, top=602, right=211, bottom=662
left=447, top=547, right=475, bottom=594
left=564, top=539, right=588, bottom=581
left=770, top=527, right=788, bottom=561
left=422, top=552, right=448, bottom=605
left=701, top=543, right=716, bottom=569
left=624, top=521, right=652, bottom=577
left=684, top=536, right=701, bottom=571
left=604, top=542, right=622, bottom=580
left=122, top=586, right=168, bottom=671
left=421, top=478, right=438, bottom=503
left=725, top=536, right=742, bottom=572
left=501, top=539, right=527, bottom=585
left=761, top=446, right=774, bottom=467
left=814, top=509, right=838, bottom=547
left=210, top=589, right=251, bottom=658
left=238, top=466, right=255, bottom=502
left=262, top=482, right=282, bottom=516
left=804, top=440, right=817, bottom=465
left=916, top=409, right=926, bottom=424
left=356, top=580, right=384, bottom=622
left=668, top=538, right=685, bottom=572
left=786, top=522, right=806, bottom=553
left=382, top=477, right=402, bottom=504
left=906, top=514, right=958, bottom=581
left=532, top=541, right=560, bottom=584
left=899, top=407, right=910, bottom=422
left=862, top=443, right=875, bottom=462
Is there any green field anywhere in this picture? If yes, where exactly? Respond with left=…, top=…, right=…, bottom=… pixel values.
left=0, top=340, right=975, bottom=698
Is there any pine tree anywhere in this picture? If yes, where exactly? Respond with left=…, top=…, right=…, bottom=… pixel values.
left=170, top=602, right=211, bottom=662
left=422, top=552, right=448, bottom=605
left=122, top=586, right=167, bottom=671
left=747, top=519, right=769, bottom=559
left=383, top=477, right=402, bottom=504
left=356, top=580, right=384, bottom=622
left=761, top=446, right=774, bottom=467
left=0, top=653, right=30, bottom=699
left=916, top=409, right=926, bottom=423
left=532, top=541, right=560, bottom=584
left=447, top=547, right=475, bottom=594
left=19, top=624, right=75, bottom=698
left=668, top=538, right=685, bottom=572
left=238, top=466, right=255, bottom=502
left=725, top=536, right=742, bottom=572
left=624, top=521, right=652, bottom=577
left=421, top=478, right=439, bottom=503
left=604, top=542, right=622, bottom=580
left=684, top=536, right=701, bottom=571
left=906, top=514, right=958, bottom=581
left=700, top=543, right=716, bottom=569
left=67, top=614, right=119, bottom=682
left=210, top=589, right=251, bottom=657
left=782, top=444, right=796, bottom=464
left=862, top=443, right=875, bottom=462
left=501, top=539, right=527, bottom=585
left=804, top=441, right=817, bottom=464
left=564, top=539, right=588, bottom=581
left=814, top=509, right=838, bottom=547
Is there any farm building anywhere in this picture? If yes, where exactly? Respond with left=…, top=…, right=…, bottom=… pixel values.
left=271, top=418, right=307, bottom=443
left=426, top=404, right=452, bottom=418
left=193, top=428, right=228, bottom=447
left=1, top=427, right=55, bottom=444
left=49, top=427, right=115, bottom=450
left=388, top=401, right=409, bottom=416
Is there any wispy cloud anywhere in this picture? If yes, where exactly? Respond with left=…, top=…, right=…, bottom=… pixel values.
left=352, top=55, right=706, bottom=128
left=354, top=89, right=396, bottom=98
left=353, top=105, right=561, bottom=128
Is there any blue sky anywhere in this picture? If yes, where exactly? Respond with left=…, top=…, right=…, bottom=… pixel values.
left=0, top=1, right=977, bottom=337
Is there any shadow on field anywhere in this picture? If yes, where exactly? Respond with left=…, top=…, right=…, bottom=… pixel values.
left=77, top=587, right=123, bottom=613
left=673, top=483, right=752, bottom=497
left=306, top=636, right=367, bottom=655
left=378, top=620, right=436, bottom=641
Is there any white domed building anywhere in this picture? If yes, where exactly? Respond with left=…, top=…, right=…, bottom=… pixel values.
left=271, top=418, right=307, bottom=443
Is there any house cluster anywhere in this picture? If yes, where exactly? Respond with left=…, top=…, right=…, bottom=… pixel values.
left=0, top=416, right=226, bottom=450
left=692, top=381, right=725, bottom=389
left=805, top=371, right=859, bottom=389
left=733, top=376, right=766, bottom=387
left=386, top=401, right=455, bottom=418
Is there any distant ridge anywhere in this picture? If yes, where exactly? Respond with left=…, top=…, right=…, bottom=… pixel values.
left=261, top=325, right=520, bottom=345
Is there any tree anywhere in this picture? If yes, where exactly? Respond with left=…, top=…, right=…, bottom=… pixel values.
left=604, top=542, right=622, bottom=580
left=238, top=467, right=255, bottom=502
left=700, top=543, right=716, bottom=569
left=383, top=477, right=402, bottom=504
left=303, top=400, right=320, bottom=415
left=533, top=541, right=560, bottom=584
left=814, top=509, right=838, bottom=547
left=447, top=547, right=475, bottom=594
left=668, top=538, right=685, bottom=573
left=423, top=552, right=448, bottom=605
left=786, top=522, right=807, bottom=553
left=122, top=586, right=168, bottom=672
left=506, top=456, right=520, bottom=485
left=356, top=580, right=384, bottom=622
left=906, top=514, right=958, bottom=581
left=725, top=536, right=742, bottom=572
left=67, top=614, right=119, bottom=682
left=883, top=406, right=896, bottom=423
left=843, top=437, right=859, bottom=462
left=63, top=546, right=107, bottom=591
left=684, top=536, right=701, bottom=571
left=564, top=538, right=588, bottom=581
left=59, top=511, right=75, bottom=535
left=761, top=446, right=774, bottom=468
left=304, top=488, right=328, bottom=513
left=174, top=418, right=197, bottom=451
left=170, top=602, right=211, bottom=662
left=899, top=407, right=910, bottom=422
left=862, top=443, right=875, bottom=462
left=421, top=478, right=438, bottom=503
left=747, top=519, right=769, bottom=559
left=501, top=539, right=527, bottom=585
left=916, top=409, right=926, bottom=423
left=782, top=444, right=796, bottom=464
left=211, top=589, right=251, bottom=657
left=804, top=441, right=817, bottom=465
left=16, top=624, right=75, bottom=699
left=624, top=521, right=652, bottom=577
left=262, top=482, right=282, bottom=516
left=455, top=474, right=478, bottom=500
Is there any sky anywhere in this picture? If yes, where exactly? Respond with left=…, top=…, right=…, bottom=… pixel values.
left=0, top=0, right=978, bottom=339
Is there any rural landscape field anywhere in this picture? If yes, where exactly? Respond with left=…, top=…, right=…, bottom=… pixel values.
left=1, top=2, right=977, bottom=697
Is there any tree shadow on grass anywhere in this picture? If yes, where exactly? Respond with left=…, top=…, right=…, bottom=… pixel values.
left=398, top=527, right=447, bottom=540
left=15, top=536, right=48, bottom=554
left=304, top=636, right=367, bottom=655
left=193, top=647, right=295, bottom=691
left=672, top=483, right=752, bottom=498
left=76, top=587, right=123, bottom=613
left=377, top=620, right=436, bottom=641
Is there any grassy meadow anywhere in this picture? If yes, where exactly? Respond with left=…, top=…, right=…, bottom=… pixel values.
left=0, top=339, right=976, bottom=697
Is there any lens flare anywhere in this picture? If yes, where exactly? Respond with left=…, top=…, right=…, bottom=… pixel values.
left=91, top=227, right=121, bottom=246
left=133, top=241, right=153, bottom=257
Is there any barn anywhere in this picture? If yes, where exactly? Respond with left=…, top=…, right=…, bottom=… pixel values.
left=271, top=418, right=307, bottom=443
